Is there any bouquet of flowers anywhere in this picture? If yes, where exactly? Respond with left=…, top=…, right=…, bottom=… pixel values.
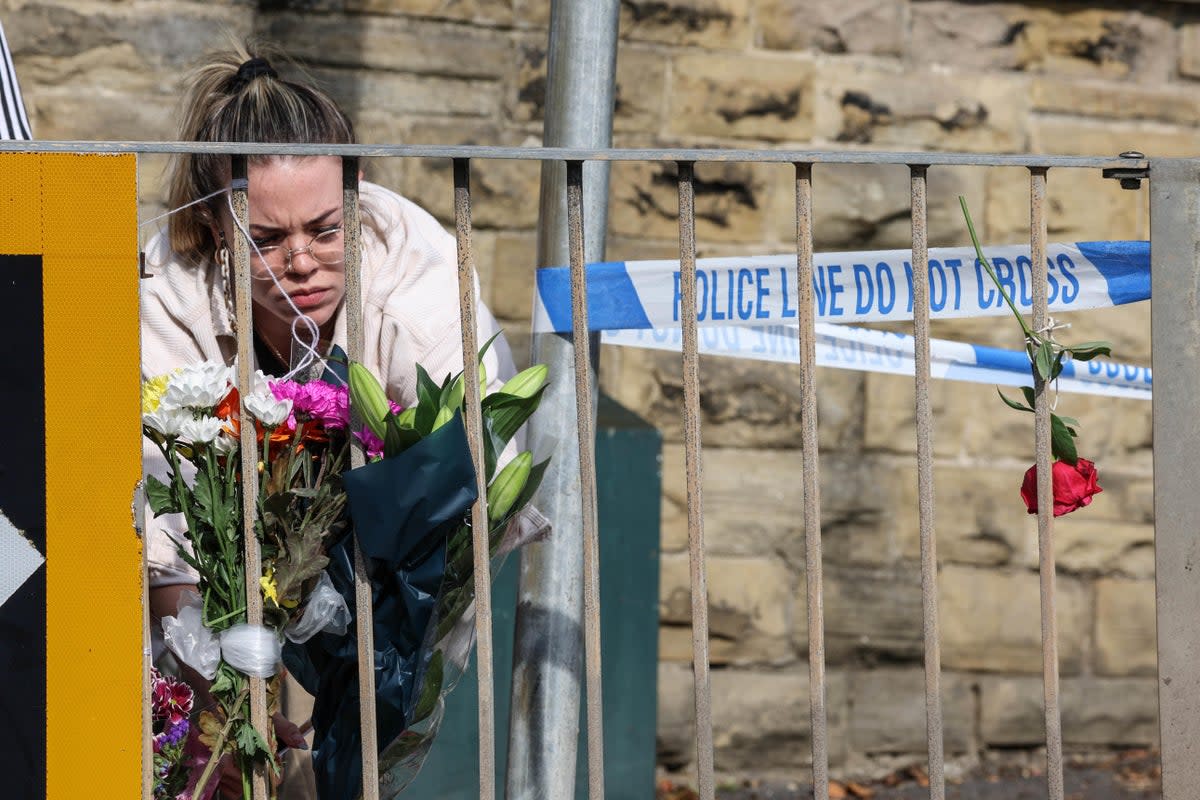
left=143, top=362, right=360, bottom=798
left=283, top=343, right=550, bottom=799
left=151, top=667, right=195, bottom=800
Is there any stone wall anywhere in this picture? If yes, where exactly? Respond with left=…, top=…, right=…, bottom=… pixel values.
left=4, top=0, right=1186, bottom=784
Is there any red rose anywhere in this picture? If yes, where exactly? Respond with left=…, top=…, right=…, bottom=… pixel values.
left=1020, top=458, right=1102, bottom=517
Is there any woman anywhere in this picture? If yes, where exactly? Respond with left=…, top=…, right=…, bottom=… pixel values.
left=141, top=43, right=527, bottom=798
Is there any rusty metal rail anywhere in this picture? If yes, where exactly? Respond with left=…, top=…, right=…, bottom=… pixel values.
left=3, top=139, right=1174, bottom=799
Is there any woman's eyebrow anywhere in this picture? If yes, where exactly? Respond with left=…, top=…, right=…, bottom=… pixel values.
left=248, top=207, right=342, bottom=234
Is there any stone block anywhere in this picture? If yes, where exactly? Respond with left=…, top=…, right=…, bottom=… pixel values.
left=824, top=565, right=924, bottom=664
left=312, top=68, right=500, bottom=120
left=609, top=158, right=780, bottom=244
left=775, top=162, right=988, bottom=252
left=1032, top=117, right=1199, bottom=158
left=710, top=668, right=848, bottom=771
left=1031, top=77, right=1200, bottom=127
left=659, top=552, right=796, bottom=665
left=620, top=0, right=751, bottom=49
left=512, top=0, right=552, bottom=29
left=397, top=122, right=542, bottom=230
left=862, top=372, right=967, bottom=459
left=667, top=53, right=815, bottom=141
left=487, top=231, right=539, bottom=323
left=599, top=344, right=864, bottom=449
left=755, top=0, right=904, bottom=57
left=346, top=0, right=513, bottom=26
left=985, top=165, right=1148, bottom=244
left=911, top=3, right=1173, bottom=81
left=939, top=565, right=1088, bottom=674
left=981, top=675, right=1159, bottom=747
left=812, top=62, right=1029, bottom=152
left=4, top=3, right=245, bottom=68
left=1055, top=519, right=1154, bottom=578
left=848, top=669, right=975, bottom=755
left=260, top=13, right=511, bottom=79
left=1181, top=24, right=1200, bottom=79
left=657, top=662, right=698, bottom=770
left=1094, top=577, right=1157, bottom=677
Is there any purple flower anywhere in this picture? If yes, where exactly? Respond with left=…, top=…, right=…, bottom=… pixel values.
left=271, top=379, right=351, bottom=430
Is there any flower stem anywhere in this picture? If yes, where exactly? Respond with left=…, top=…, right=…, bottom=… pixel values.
left=958, top=195, right=1035, bottom=339
left=191, top=686, right=248, bottom=800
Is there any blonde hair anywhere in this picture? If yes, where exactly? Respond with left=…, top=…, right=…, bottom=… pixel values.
left=166, top=40, right=355, bottom=264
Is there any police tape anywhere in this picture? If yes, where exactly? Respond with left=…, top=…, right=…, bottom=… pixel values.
left=601, top=323, right=1151, bottom=400
left=534, top=240, right=1149, bottom=332
left=532, top=240, right=1152, bottom=399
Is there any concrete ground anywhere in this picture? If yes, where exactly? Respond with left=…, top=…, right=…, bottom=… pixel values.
left=660, top=750, right=1162, bottom=800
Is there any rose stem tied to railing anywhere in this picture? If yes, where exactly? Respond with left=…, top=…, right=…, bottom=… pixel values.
left=231, top=155, right=271, bottom=800
left=794, top=162, right=830, bottom=800
left=565, top=159, right=607, bottom=800
left=1029, top=166, right=1065, bottom=800
left=452, top=158, right=497, bottom=800
left=909, top=164, right=946, bottom=800
left=676, top=161, right=716, bottom=800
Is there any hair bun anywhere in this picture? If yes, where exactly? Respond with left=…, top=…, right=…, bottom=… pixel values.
left=230, top=57, right=278, bottom=92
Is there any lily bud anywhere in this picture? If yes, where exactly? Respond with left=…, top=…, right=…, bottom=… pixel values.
left=487, top=451, right=532, bottom=523
left=348, top=362, right=390, bottom=439
left=498, top=364, right=548, bottom=398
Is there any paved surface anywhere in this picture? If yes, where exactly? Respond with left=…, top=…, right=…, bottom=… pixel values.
left=663, top=751, right=1161, bottom=800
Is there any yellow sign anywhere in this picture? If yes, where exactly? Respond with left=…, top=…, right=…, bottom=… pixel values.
left=0, top=153, right=143, bottom=798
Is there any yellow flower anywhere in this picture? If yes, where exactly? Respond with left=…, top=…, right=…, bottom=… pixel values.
left=260, top=568, right=281, bottom=607
left=141, top=373, right=172, bottom=413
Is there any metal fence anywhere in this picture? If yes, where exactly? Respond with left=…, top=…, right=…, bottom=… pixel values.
left=4, top=140, right=1187, bottom=800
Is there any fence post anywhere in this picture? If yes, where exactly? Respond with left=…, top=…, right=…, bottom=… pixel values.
left=1149, top=157, right=1200, bottom=799
left=507, top=0, right=620, bottom=798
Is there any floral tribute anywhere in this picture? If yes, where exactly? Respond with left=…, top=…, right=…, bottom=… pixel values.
left=151, top=667, right=195, bottom=799
left=143, top=362, right=355, bottom=798
left=960, top=197, right=1106, bottom=516
left=142, top=343, right=549, bottom=799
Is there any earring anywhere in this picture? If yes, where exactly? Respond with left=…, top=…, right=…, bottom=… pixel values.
left=218, top=244, right=238, bottom=333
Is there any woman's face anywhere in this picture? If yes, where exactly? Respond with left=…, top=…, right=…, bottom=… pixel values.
left=219, top=156, right=347, bottom=336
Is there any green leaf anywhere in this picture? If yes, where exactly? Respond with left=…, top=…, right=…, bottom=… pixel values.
left=1035, top=341, right=1054, bottom=382
left=411, top=650, right=444, bottom=725
left=482, top=386, right=548, bottom=445
left=234, top=721, right=272, bottom=760
left=210, top=664, right=235, bottom=696
left=144, top=475, right=179, bottom=515
left=1020, top=386, right=1037, bottom=409
left=1051, top=351, right=1066, bottom=381
left=998, top=388, right=1033, bottom=413
left=1050, top=414, right=1078, bottom=464
left=1068, top=341, right=1113, bottom=361
left=414, top=364, right=440, bottom=434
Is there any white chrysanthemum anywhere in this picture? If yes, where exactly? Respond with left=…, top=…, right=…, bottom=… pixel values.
left=161, top=362, right=232, bottom=411
left=244, top=392, right=293, bottom=427
left=213, top=431, right=239, bottom=455
left=180, top=415, right=226, bottom=444
left=251, top=369, right=274, bottom=396
left=143, top=407, right=191, bottom=437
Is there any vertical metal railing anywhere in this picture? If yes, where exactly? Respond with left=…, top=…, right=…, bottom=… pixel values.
left=230, top=155, right=272, bottom=800
left=342, top=155, right=382, bottom=800
left=451, top=158, right=497, bottom=800
left=909, top=164, right=946, bottom=800
left=794, top=162, right=830, bottom=800
left=676, top=161, right=716, bottom=800
left=1028, top=167, right=1065, bottom=800
left=561, top=159, right=608, bottom=800
left=1149, top=157, right=1200, bottom=800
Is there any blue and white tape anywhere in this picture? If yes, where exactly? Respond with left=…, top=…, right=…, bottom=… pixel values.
left=602, top=323, right=1151, bottom=400
left=534, top=241, right=1149, bottom=332
left=534, top=241, right=1151, bottom=399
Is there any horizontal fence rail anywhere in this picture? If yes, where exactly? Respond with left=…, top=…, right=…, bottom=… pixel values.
left=7, top=140, right=1173, bottom=799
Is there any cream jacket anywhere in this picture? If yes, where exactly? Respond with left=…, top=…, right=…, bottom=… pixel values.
left=141, top=181, right=536, bottom=587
